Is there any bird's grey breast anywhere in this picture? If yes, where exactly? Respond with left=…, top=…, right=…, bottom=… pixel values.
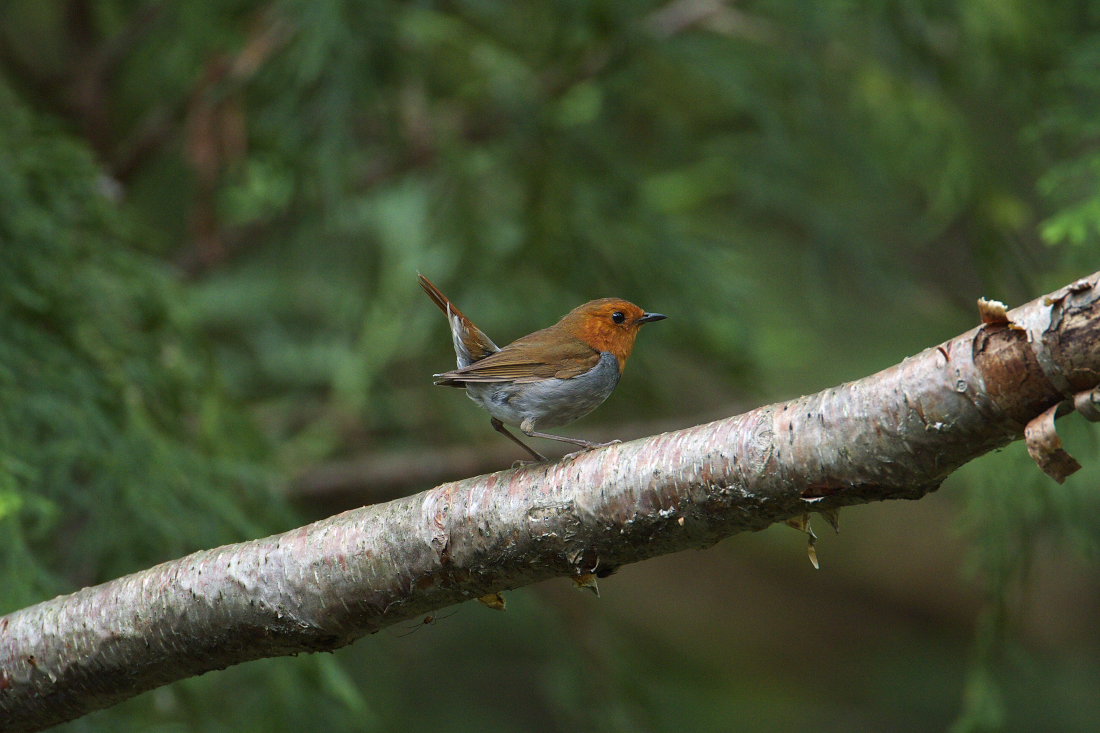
left=466, top=351, right=621, bottom=428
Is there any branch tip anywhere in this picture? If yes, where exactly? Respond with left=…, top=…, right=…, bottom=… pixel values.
left=572, top=574, right=600, bottom=596
left=820, top=509, right=840, bottom=534
left=477, top=592, right=507, bottom=611
left=785, top=514, right=821, bottom=569
left=977, top=297, right=1012, bottom=326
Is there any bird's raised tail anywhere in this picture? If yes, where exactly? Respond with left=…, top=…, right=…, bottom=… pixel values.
left=418, top=273, right=500, bottom=368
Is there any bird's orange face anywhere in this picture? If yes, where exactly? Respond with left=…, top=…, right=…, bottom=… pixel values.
left=565, top=299, right=666, bottom=369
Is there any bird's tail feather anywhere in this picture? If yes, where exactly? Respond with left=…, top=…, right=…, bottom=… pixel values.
left=418, top=273, right=499, bottom=367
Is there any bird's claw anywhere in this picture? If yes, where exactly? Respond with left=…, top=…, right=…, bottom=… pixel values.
left=562, top=439, right=622, bottom=461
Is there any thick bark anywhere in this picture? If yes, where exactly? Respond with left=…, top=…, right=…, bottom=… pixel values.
left=2, top=272, right=1099, bottom=731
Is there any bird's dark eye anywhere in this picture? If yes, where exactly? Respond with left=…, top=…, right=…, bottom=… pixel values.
left=611, top=311, right=625, bottom=324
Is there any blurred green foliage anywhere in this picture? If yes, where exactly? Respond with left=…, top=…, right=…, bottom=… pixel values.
left=1, top=0, right=1099, bottom=730
left=0, top=85, right=285, bottom=611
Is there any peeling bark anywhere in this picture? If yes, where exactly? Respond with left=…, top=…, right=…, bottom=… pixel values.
left=2, top=271, right=1099, bottom=731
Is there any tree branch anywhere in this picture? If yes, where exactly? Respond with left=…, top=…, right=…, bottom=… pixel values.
left=2, top=271, right=1099, bottom=731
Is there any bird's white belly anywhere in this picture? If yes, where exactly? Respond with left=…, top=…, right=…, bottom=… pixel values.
left=466, top=351, right=621, bottom=429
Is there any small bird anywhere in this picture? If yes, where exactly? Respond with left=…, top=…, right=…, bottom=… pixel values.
left=419, top=274, right=667, bottom=462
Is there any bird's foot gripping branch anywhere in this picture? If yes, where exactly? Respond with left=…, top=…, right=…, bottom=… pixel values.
left=1, top=271, right=1099, bottom=732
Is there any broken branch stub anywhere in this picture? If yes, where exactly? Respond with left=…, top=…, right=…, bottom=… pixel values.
left=975, top=276, right=1100, bottom=482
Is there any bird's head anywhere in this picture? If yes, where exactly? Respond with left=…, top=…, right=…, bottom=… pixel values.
left=563, top=298, right=667, bottom=368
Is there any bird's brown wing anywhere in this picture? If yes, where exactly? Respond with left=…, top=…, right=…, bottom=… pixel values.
left=433, top=331, right=601, bottom=385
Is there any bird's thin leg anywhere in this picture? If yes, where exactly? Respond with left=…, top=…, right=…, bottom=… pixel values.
left=519, top=419, right=621, bottom=452
left=491, top=418, right=547, bottom=462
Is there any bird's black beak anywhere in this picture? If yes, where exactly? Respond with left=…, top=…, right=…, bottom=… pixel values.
left=638, top=312, right=668, bottom=324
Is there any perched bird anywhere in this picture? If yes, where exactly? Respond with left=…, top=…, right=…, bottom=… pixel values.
left=419, top=274, right=667, bottom=462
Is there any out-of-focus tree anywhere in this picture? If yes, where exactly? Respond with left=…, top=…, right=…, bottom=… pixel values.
left=0, top=84, right=284, bottom=599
